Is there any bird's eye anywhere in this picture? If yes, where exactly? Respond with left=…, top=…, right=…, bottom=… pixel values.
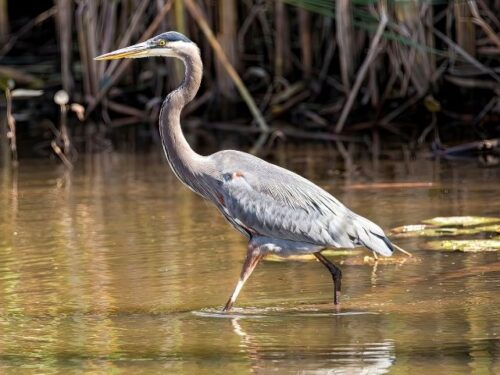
left=158, top=40, right=166, bottom=47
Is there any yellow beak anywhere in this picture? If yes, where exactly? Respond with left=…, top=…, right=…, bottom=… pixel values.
left=94, top=41, right=150, bottom=60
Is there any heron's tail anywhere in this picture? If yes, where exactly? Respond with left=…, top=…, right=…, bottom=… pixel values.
left=352, top=214, right=394, bottom=256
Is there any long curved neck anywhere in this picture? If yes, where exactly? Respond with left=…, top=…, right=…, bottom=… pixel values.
left=159, top=49, right=209, bottom=196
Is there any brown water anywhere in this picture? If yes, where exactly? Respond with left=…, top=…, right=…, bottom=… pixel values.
left=0, top=151, right=499, bottom=374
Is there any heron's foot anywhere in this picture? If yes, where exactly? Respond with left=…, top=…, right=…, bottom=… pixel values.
left=333, top=290, right=341, bottom=305
left=332, top=272, right=342, bottom=305
left=222, top=299, right=233, bottom=312
left=333, top=299, right=341, bottom=313
left=314, top=252, right=343, bottom=306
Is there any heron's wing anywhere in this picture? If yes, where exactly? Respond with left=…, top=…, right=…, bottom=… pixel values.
left=210, top=150, right=394, bottom=256
left=211, top=151, right=356, bottom=247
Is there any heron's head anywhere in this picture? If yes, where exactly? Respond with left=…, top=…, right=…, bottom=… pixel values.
left=94, top=31, right=197, bottom=61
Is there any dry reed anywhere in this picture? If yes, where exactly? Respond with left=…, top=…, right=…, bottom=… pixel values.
left=0, top=0, right=499, bottom=161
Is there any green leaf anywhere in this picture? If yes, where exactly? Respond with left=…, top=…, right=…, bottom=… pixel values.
left=422, top=216, right=500, bottom=227
left=391, top=217, right=500, bottom=252
left=390, top=223, right=500, bottom=238
left=425, top=239, right=500, bottom=252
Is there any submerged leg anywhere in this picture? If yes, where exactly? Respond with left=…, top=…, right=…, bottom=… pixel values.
left=223, top=244, right=264, bottom=312
left=314, top=252, right=343, bottom=305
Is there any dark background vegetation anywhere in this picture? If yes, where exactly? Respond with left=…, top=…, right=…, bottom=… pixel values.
left=0, top=0, right=499, bottom=164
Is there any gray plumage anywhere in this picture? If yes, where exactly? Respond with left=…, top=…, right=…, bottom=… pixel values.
left=210, top=150, right=393, bottom=256
left=95, top=31, right=394, bottom=311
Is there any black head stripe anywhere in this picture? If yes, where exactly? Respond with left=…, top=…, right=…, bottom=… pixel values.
left=155, top=31, right=192, bottom=44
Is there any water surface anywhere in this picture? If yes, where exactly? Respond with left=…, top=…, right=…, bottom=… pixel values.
left=0, top=150, right=499, bottom=374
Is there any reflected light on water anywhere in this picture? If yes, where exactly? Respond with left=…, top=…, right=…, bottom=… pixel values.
left=0, top=151, right=498, bottom=373
left=230, top=317, right=395, bottom=375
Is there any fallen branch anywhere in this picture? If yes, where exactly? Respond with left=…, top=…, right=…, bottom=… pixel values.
left=433, top=28, right=500, bottom=83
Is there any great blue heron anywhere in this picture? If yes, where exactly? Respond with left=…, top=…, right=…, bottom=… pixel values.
left=95, top=31, right=394, bottom=311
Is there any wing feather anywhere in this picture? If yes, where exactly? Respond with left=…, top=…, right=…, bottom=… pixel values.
left=210, top=151, right=356, bottom=248
left=209, top=150, right=394, bottom=256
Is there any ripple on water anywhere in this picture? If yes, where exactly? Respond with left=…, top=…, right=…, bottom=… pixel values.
left=0, top=154, right=499, bottom=374
left=192, top=304, right=380, bottom=319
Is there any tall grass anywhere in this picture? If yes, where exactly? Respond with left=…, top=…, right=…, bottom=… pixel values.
left=1, top=0, right=499, bottom=160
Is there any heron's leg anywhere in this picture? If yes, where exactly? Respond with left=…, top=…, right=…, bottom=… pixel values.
left=223, top=245, right=264, bottom=312
left=314, top=252, right=342, bottom=305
